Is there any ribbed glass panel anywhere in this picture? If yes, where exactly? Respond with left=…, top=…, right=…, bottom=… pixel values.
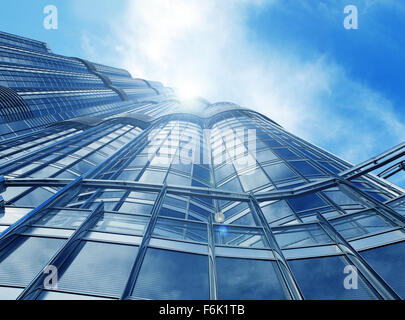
left=0, top=31, right=403, bottom=300
left=216, top=257, right=287, bottom=300
left=0, top=236, right=64, bottom=287
left=288, top=256, right=378, bottom=300
left=132, top=248, right=209, bottom=300
left=361, top=241, right=405, bottom=299
left=57, top=241, right=139, bottom=298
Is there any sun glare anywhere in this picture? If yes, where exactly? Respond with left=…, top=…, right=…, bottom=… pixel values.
left=176, top=83, right=201, bottom=100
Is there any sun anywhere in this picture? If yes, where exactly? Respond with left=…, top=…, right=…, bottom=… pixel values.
left=176, top=82, right=201, bottom=100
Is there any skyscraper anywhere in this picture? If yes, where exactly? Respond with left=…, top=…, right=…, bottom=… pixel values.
left=0, top=31, right=404, bottom=300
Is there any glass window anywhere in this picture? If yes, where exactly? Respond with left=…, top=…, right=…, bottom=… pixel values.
left=361, top=241, right=405, bottom=298
left=255, top=150, right=278, bottom=163
left=153, top=218, right=208, bottom=243
left=93, top=213, right=149, bottom=236
left=0, top=236, right=64, bottom=287
left=215, top=225, right=268, bottom=248
left=119, top=202, right=154, bottom=215
left=318, top=161, right=340, bottom=174
left=166, top=173, right=190, bottom=186
left=330, top=210, right=394, bottom=239
left=193, top=165, right=211, bottom=182
left=288, top=256, right=377, bottom=300
left=0, top=286, right=23, bottom=300
left=239, top=169, right=270, bottom=191
left=263, top=139, right=283, bottom=148
left=34, top=209, right=89, bottom=229
left=214, top=164, right=235, bottom=183
left=274, top=224, right=332, bottom=249
left=323, top=190, right=357, bottom=206
left=221, top=202, right=256, bottom=226
left=139, top=170, right=166, bottom=184
left=261, top=200, right=294, bottom=223
left=273, top=148, right=300, bottom=160
left=219, top=177, right=243, bottom=192
left=13, top=187, right=55, bottom=207
left=216, top=257, right=287, bottom=300
left=289, top=161, right=323, bottom=176
left=0, top=207, right=31, bottom=226
left=389, top=197, right=405, bottom=216
left=57, top=241, right=139, bottom=297
left=287, top=193, right=327, bottom=213
left=263, top=163, right=298, bottom=182
left=132, top=248, right=209, bottom=300
left=159, top=206, right=186, bottom=220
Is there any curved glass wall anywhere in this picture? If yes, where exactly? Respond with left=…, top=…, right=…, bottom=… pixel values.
left=0, top=106, right=404, bottom=300
left=0, top=31, right=404, bottom=300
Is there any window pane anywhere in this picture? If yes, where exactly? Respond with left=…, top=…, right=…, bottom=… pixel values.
left=264, top=163, right=298, bottom=182
left=261, top=200, right=294, bottom=223
left=0, top=286, right=23, bottom=300
left=132, top=248, right=209, bottom=300
left=289, top=161, right=323, bottom=176
left=239, top=169, right=270, bottom=191
left=214, top=226, right=268, bottom=248
left=274, top=224, right=332, bottom=249
left=288, top=256, right=377, bottom=300
left=153, top=218, right=208, bottom=243
left=361, top=241, right=405, bottom=299
left=57, top=242, right=139, bottom=297
left=287, top=193, right=327, bottom=213
left=0, top=236, right=64, bottom=287
left=216, top=257, right=287, bottom=300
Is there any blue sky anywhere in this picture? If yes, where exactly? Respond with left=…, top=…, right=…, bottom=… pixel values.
left=0, top=0, right=404, bottom=185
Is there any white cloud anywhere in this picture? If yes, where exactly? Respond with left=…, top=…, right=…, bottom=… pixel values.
left=105, top=0, right=405, bottom=165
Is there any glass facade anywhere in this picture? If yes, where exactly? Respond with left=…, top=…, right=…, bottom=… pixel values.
left=0, top=31, right=405, bottom=300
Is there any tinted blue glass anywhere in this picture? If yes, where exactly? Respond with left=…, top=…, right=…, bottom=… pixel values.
left=153, top=218, right=208, bottom=242
left=287, top=193, right=327, bottom=213
left=288, top=256, right=376, bottom=300
left=239, top=169, right=270, bottom=191
left=255, top=149, right=278, bottom=163
left=132, top=248, right=209, bottom=299
left=215, top=164, right=235, bottom=182
left=193, top=165, right=211, bottom=182
left=57, top=241, right=139, bottom=297
left=216, top=257, right=287, bottom=300
left=192, top=179, right=208, bottom=188
left=361, top=241, right=405, bottom=298
left=366, top=192, right=388, bottom=202
left=159, top=207, right=186, bottom=219
left=119, top=202, right=153, bottom=215
left=274, top=224, right=332, bottom=248
left=322, top=190, right=356, bottom=206
left=163, top=196, right=188, bottom=209
left=2, top=30, right=404, bottom=301
left=0, top=236, right=64, bottom=287
left=289, top=161, right=323, bottom=176
left=318, top=161, right=341, bottom=174
left=273, top=148, right=300, bottom=160
left=219, top=177, right=243, bottom=192
left=13, top=187, right=54, bottom=207
left=264, top=139, right=283, bottom=148
left=263, top=163, right=298, bottom=182
left=261, top=200, right=294, bottom=223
